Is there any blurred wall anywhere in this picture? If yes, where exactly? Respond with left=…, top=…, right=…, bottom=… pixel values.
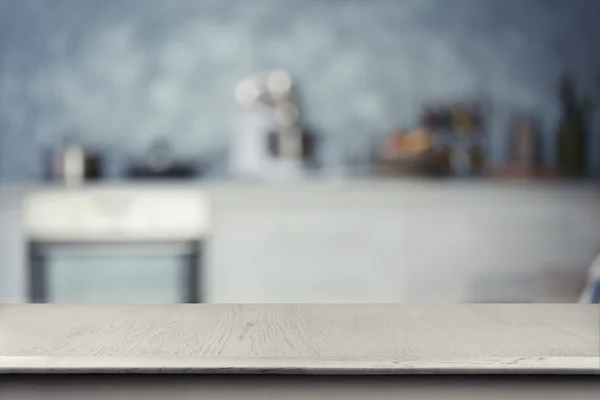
left=0, top=0, right=599, bottom=181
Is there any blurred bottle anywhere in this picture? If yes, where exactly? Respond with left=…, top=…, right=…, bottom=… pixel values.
left=556, top=76, right=591, bottom=178
left=509, top=115, right=541, bottom=176
left=451, top=104, right=474, bottom=136
left=421, top=104, right=437, bottom=131
left=469, top=146, right=486, bottom=175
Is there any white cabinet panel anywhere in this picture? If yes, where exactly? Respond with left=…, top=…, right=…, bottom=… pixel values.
left=209, top=199, right=600, bottom=304
left=0, top=187, right=27, bottom=302
left=399, top=207, right=599, bottom=302
left=208, top=207, right=408, bottom=303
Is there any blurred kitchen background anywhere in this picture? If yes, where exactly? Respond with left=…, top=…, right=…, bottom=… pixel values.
left=0, top=0, right=599, bottom=304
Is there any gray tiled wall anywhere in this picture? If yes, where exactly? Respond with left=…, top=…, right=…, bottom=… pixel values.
left=1, top=0, right=599, bottom=180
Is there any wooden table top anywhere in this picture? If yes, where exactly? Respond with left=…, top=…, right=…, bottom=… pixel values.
left=0, top=304, right=598, bottom=374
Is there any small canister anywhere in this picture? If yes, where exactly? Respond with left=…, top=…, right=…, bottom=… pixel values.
left=510, top=115, right=540, bottom=173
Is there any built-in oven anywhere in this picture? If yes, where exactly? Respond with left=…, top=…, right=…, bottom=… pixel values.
left=22, top=186, right=211, bottom=303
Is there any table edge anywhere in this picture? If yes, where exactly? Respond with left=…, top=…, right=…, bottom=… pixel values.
left=1, top=356, right=598, bottom=375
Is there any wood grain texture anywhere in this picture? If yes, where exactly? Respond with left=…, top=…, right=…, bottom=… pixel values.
left=0, top=304, right=598, bottom=374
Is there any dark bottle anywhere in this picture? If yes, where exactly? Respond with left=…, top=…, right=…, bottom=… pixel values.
left=556, top=76, right=591, bottom=178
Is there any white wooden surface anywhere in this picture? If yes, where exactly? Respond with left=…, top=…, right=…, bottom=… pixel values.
left=0, top=304, right=598, bottom=374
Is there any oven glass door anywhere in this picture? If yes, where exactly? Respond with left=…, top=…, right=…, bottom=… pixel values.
left=28, top=241, right=200, bottom=303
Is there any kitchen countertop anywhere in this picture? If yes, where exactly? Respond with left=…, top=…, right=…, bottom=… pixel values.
left=0, top=304, right=598, bottom=375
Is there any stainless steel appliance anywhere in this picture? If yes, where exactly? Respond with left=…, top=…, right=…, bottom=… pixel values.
left=44, top=136, right=104, bottom=185
left=126, top=139, right=199, bottom=179
left=22, top=186, right=211, bottom=303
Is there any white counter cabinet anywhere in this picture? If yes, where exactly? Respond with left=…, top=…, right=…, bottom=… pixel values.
left=207, top=181, right=600, bottom=303
left=2, top=181, right=600, bottom=303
